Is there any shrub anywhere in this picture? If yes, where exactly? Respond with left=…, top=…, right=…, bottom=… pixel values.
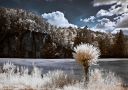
left=43, top=70, right=73, bottom=88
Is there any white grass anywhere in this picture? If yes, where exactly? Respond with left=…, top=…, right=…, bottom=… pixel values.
left=0, top=61, right=73, bottom=89
left=58, top=69, right=122, bottom=90
left=0, top=61, right=125, bottom=90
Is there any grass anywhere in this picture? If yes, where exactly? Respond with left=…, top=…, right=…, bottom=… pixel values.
left=0, top=61, right=126, bottom=90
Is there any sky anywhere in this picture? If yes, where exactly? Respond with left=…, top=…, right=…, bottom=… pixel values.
left=0, top=0, right=128, bottom=33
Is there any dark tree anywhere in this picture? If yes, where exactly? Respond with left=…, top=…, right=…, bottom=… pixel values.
left=113, top=30, right=125, bottom=58
left=98, top=36, right=112, bottom=57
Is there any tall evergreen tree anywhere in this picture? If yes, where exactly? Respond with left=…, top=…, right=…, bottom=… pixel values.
left=113, top=30, right=125, bottom=57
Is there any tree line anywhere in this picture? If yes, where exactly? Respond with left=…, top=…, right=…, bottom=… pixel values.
left=0, top=8, right=127, bottom=58
left=73, top=28, right=128, bottom=58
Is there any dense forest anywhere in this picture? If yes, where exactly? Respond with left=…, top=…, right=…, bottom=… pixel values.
left=0, top=8, right=128, bottom=58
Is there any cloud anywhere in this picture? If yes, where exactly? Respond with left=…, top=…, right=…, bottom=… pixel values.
left=112, top=28, right=128, bottom=35
left=95, top=14, right=128, bottom=34
left=80, top=16, right=95, bottom=23
left=92, top=0, right=128, bottom=34
left=93, top=0, right=117, bottom=7
left=90, top=27, right=107, bottom=33
left=116, top=13, right=128, bottom=28
left=109, top=3, right=128, bottom=15
left=94, top=0, right=128, bottom=16
left=96, top=9, right=113, bottom=17
left=95, top=18, right=116, bottom=32
left=93, top=0, right=128, bottom=7
left=42, top=11, right=77, bottom=28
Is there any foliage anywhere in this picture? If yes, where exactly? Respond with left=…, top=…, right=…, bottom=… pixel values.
left=73, top=43, right=100, bottom=82
left=113, top=30, right=125, bottom=58
left=0, top=8, right=127, bottom=58
left=73, top=43, right=100, bottom=65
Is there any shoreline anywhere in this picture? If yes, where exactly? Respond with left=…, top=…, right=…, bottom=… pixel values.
left=0, top=58, right=128, bottom=60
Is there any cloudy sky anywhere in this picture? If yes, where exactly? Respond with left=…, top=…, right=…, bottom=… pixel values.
left=0, top=0, right=128, bottom=33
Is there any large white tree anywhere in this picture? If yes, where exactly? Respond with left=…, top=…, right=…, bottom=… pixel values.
left=73, top=43, right=100, bottom=82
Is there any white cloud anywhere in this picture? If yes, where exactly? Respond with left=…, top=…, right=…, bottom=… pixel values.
left=94, top=0, right=128, bottom=16
left=80, top=16, right=95, bottom=23
left=95, top=14, right=128, bottom=34
left=95, top=18, right=116, bottom=32
left=93, top=0, right=117, bottom=7
left=112, top=28, right=128, bottom=35
left=93, top=0, right=128, bottom=7
left=96, top=9, right=113, bottom=17
left=90, top=27, right=107, bottom=33
left=92, top=0, right=128, bottom=34
left=116, top=13, right=128, bottom=28
left=109, top=3, right=128, bottom=15
left=42, top=11, right=77, bottom=28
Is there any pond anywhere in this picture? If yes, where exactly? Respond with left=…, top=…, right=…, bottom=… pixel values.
left=0, top=58, right=128, bottom=85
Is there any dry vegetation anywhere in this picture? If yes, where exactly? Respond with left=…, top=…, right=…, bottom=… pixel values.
left=0, top=61, right=126, bottom=90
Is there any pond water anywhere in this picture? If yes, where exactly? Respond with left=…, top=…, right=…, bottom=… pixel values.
left=0, top=58, right=128, bottom=85
left=98, top=60, right=128, bottom=85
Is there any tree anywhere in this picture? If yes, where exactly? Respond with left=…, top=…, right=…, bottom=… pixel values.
left=73, top=43, right=100, bottom=83
left=74, top=34, right=81, bottom=46
left=98, top=36, right=112, bottom=57
left=113, top=30, right=125, bottom=57
left=74, top=28, right=93, bottom=47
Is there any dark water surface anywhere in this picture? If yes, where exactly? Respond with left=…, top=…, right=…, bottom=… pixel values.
left=0, top=58, right=128, bottom=84
left=98, top=60, right=128, bottom=84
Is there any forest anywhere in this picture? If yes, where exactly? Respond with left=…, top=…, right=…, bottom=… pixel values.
left=0, top=8, right=127, bottom=58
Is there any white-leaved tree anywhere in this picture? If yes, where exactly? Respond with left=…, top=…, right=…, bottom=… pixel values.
left=73, top=43, right=100, bottom=82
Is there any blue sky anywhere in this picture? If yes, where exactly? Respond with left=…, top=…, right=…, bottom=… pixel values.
left=0, top=0, right=128, bottom=33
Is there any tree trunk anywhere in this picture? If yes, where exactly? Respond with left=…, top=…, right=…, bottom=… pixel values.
left=83, top=63, right=89, bottom=83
